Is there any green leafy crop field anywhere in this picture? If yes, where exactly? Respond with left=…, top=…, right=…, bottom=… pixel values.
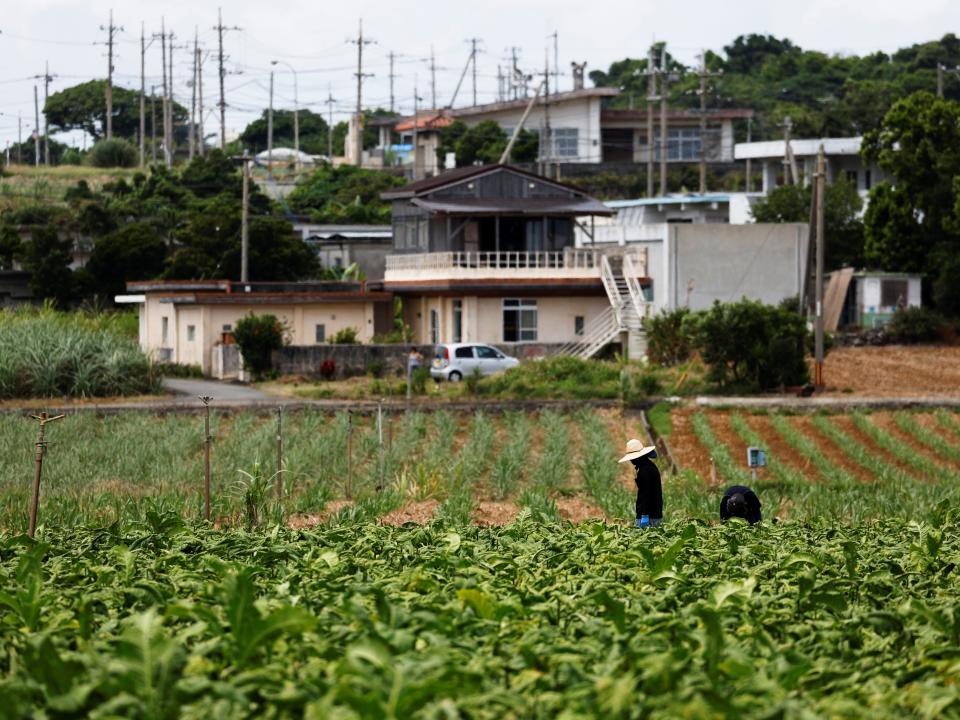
left=3, top=406, right=960, bottom=717
left=2, top=517, right=959, bottom=718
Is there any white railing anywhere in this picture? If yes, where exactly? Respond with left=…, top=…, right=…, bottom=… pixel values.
left=622, top=252, right=650, bottom=323
left=385, top=249, right=599, bottom=272
left=555, top=305, right=621, bottom=359
left=599, top=255, right=623, bottom=329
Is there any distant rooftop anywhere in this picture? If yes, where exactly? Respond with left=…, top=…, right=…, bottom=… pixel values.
left=735, top=137, right=863, bottom=160
left=605, top=194, right=731, bottom=209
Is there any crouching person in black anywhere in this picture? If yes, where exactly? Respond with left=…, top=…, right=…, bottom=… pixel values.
left=720, top=486, right=762, bottom=524
left=618, top=439, right=662, bottom=528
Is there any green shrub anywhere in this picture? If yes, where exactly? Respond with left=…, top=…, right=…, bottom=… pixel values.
left=684, top=298, right=810, bottom=390
left=478, top=355, right=622, bottom=399
left=366, top=359, right=386, bottom=378
left=87, top=138, right=137, bottom=168
left=646, top=307, right=694, bottom=365
left=156, top=362, right=204, bottom=378
left=330, top=327, right=359, bottom=344
left=0, top=306, right=158, bottom=398
left=411, top=367, right=430, bottom=394
left=233, top=313, right=285, bottom=379
left=886, top=306, right=945, bottom=343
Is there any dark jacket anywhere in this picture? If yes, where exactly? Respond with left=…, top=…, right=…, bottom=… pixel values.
left=632, top=456, right=662, bottom=519
left=720, top=485, right=762, bottom=524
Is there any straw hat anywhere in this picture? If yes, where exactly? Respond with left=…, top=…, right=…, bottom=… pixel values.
left=618, top=438, right=657, bottom=463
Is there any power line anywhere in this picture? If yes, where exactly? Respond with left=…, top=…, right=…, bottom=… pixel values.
left=213, top=7, right=242, bottom=151
left=347, top=18, right=374, bottom=165
left=99, top=9, right=122, bottom=140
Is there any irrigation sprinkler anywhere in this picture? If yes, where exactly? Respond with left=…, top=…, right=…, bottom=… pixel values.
left=199, top=395, right=213, bottom=521
left=276, top=405, right=284, bottom=503
left=27, top=412, right=65, bottom=538
left=377, top=400, right=385, bottom=492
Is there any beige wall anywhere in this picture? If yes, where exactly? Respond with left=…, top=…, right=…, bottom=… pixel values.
left=401, top=294, right=608, bottom=346
left=140, top=298, right=377, bottom=374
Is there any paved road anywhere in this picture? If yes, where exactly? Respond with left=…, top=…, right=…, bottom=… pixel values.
left=162, top=378, right=270, bottom=401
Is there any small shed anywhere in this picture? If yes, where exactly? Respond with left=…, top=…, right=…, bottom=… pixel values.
left=832, top=271, right=922, bottom=329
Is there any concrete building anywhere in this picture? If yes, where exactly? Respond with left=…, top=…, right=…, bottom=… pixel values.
left=376, top=90, right=753, bottom=175
left=291, top=223, right=393, bottom=281
left=381, top=164, right=651, bottom=357
left=827, top=270, right=922, bottom=329
left=576, top=213, right=809, bottom=313
left=119, top=280, right=393, bottom=375
left=734, top=137, right=889, bottom=197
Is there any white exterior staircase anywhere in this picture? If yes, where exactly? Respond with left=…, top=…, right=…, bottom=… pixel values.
left=555, top=249, right=651, bottom=360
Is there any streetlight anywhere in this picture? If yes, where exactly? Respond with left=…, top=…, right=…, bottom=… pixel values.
left=271, top=60, right=299, bottom=170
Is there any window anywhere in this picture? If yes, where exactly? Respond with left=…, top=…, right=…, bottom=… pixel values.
left=552, top=128, right=579, bottom=157
left=846, top=170, right=858, bottom=186
left=864, top=169, right=872, bottom=191
left=452, top=300, right=463, bottom=343
left=575, top=315, right=584, bottom=336
left=430, top=309, right=440, bottom=344
left=186, top=325, right=196, bottom=342
left=881, top=279, right=909, bottom=308
left=222, top=324, right=232, bottom=332
left=502, top=299, right=537, bottom=342
left=454, top=346, right=474, bottom=359
left=161, top=317, right=169, bottom=345
left=315, top=324, right=326, bottom=343
left=476, top=346, right=501, bottom=359
left=655, top=128, right=701, bottom=161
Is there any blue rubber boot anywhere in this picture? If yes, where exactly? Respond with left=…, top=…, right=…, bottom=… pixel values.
left=636, top=515, right=650, bottom=528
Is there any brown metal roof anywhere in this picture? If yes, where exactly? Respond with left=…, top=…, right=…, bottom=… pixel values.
left=381, top=164, right=591, bottom=200
left=601, top=108, right=755, bottom=123
left=410, top=196, right=613, bottom=216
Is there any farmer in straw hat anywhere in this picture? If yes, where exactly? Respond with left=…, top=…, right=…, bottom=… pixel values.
left=618, top=439, right=662, bottom=528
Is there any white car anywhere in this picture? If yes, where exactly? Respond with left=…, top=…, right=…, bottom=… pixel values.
left=430, top=343, right=520, bottom=382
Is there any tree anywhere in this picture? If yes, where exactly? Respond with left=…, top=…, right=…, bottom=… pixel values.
left=288, top=165, right=404, bottom=224
left=86, top=222, right=168, bottom=300
left=0, top=224, right=21, bottom=270
left=18, top=225, right=75, bottom=307
left=45, top=80, right=187, bottom=141
left=862, top=92, right=960, bottom=276
left=233, top=313, right=285, bottom=379
left=750, top=178, right=864, bottom=269
left=239, top=109, right=331, bottom=155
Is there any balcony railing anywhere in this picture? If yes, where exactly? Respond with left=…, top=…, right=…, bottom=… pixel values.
left=385, top=249, right=599, bottom=272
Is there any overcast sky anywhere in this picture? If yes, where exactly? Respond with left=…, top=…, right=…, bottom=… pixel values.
left=1, top=0, right=957, bottom=151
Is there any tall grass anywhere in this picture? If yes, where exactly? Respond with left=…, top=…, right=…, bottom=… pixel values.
left=0, top=306, right=156, bottom=398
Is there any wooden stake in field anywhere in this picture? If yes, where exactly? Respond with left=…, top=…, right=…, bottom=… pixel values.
left=199, top=395, right=213, bottom=521
left=377, top=400, right=385, bottom=492
left=346, top=410, right=354, bottom=500
left=27, top=412, right=64, bottom=538
left=275, top=405, right=284, bottom=503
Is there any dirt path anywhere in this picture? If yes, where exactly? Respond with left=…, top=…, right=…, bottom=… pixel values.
left=669, top=410, right=712, bottom=480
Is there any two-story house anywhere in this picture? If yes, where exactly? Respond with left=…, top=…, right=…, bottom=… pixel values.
left=381, top=164, right=652, bottom=358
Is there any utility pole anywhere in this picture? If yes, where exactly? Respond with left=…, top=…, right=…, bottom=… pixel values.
left=646, top=46, right=656, bottom=197
left=696, top=51, right=722, bottom=194
left=33, top=85, right=40, bottom=166
left=467, top=37, right=481, bottom=105
left=213, top=8, right=240, bottom=152
left=150, top=86, right=157, bottom=164
left=429, top=46, right=437, bottom=108
left=189, top=28, right=198, bottom=160
left=510, top=47, right=521, bottom=99
left=814, top=144, right=826, bottom=388
left=412, top=82, right=422, bottom=180
left=140, top=24, right=147, bottom=167
left=325, top=87, right=335, bottom=159
left=17, top=113, right=22, bottom=164
left=387, top=51, right=398, bottom=113
left=541, top=48, right=551, bottom=177
left=349, top=19, right=375, bottom=166
left=101, top=9, right=121, bottom=141
left=197, top=45, right=205, bottom=156
left=241, top=150, right=250, bottom=282
left=38, top=62, right=54, bottom=166
left=659, top=45, right=669, bottom=196
left=267, top=69, right=274, bottom=171
left=780, top=116, right=799, bottom=185
left=938, top=63, right=944, bottom=97
left=550, top=31, right=558, bottom=91
left=745, top=116, right=753, bottom=192
left=168, top=31, right=175, bottom=164
left=157, top=21, right=169, bottom=166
